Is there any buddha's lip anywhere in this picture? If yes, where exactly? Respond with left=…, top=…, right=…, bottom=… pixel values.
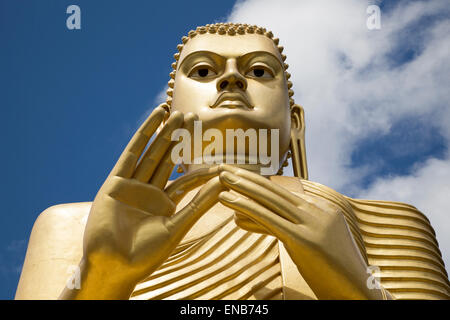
left=210, top=92, right=253, bottom=110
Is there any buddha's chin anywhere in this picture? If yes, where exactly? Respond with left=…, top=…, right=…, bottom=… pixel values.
left=200, top=110, right=273, bottom=132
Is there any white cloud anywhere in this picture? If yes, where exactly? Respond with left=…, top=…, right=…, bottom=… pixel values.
left=227, top=0, right=450, bottom=270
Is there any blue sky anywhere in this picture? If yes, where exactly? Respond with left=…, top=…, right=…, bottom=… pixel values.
left=1, top=0, right=449, bottom=299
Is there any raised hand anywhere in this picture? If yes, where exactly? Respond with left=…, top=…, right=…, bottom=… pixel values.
left=60, top=105, right=224, bottom=299
left=217, top=165, right=387, bottom=300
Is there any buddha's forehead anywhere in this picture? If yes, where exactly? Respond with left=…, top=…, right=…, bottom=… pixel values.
left=178, top=33, right=283, bottom=67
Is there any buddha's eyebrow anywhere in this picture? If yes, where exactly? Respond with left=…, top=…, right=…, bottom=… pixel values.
left=178, top=50, right=283, bottom=70
left=178, top=51, right=225, bottom=70
left=239, top=51, right=283, bottom=68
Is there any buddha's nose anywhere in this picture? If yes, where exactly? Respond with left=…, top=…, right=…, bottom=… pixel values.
left=217, top=59, right=247, bottom=91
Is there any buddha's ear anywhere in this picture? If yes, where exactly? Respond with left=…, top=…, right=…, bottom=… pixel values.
left=290, top=104, right=305, bottom=131
left=289, top=104, right=308, bottom=179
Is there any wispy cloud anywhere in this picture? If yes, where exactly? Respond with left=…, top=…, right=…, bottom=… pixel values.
left=0, top=239, right=26, bottom=278
left=132, top=87, right=168, bottom=137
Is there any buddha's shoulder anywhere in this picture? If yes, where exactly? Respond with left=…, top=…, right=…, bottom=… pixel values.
left=300, top=179, right=422, bottom=212
left=298, top=179, right=435, bottom=237
left=33, top=202, right=92, bottom=230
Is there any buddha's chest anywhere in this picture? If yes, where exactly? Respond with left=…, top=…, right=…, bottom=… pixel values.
left=130, top=216, right=316, bottom=300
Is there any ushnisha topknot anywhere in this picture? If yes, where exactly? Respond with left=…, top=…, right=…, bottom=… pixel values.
left=164, top=23, right=294, bottom=112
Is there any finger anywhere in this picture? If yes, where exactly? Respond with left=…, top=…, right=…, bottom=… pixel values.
left=133, top=111, right=184, bottom=182
left=234, top=213, right=272, bottom=235
left=105, top=176, right=176, bottom=217
left=218, top=191, right=293, bottom=241
left=150, top=113, right=198, bottom=189
left=168, top=176, right=225, bottom=238
left=219, top=164, right=319, bottom=216
left=165, top=165, right=222, bottom=204
left=218, top=164, right=304, bottom=207
left=219, top=171, right=307, bottom=224
left=112, top=105, right=167, bottom=178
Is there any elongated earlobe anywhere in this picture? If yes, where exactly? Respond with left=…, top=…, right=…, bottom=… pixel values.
left=290, top=104, right=308, bottom=179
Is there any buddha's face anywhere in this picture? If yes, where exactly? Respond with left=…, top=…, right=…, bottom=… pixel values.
left=171, top=33, right=291, bottom=166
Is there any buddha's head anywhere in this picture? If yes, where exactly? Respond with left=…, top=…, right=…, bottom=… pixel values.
left=165, top=23, right=307, bottom=178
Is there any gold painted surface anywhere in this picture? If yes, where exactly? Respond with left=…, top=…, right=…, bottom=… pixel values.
left=348, top=198, right=450, bottom=300
left=131, top=218, right=283, bottom=300
left=130, top=179, right=315, bottom=300
left=15, top=23, right=449, bottom=300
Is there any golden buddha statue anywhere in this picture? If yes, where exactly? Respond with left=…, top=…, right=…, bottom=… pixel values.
left=15, top=23, right=450, bottom=300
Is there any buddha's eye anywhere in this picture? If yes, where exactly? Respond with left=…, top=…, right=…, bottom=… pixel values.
left=189, top=66, right=217, bottom=79
left=245, top=67, right=273, bottom=79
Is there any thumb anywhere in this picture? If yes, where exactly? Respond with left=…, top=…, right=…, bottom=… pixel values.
left=168, top=176, right=224, bottom=237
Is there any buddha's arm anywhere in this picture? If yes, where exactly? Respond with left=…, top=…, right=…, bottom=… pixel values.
left=15, top=203, right=89, bottom=299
